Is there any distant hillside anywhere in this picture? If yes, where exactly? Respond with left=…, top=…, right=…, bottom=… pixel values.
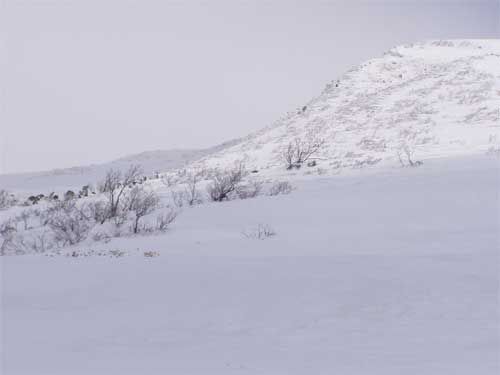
left=187, top=40, right=500, bottom=175
left=0, top=149, right=209, bottom=194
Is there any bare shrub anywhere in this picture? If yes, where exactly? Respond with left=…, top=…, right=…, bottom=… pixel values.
left=156, top=210, right=178, bottom=231
left=92, top=230, right=111, bottom=243
left=282, top=142, right=297, bottom=170
left=0, top=190, right=16, bottom=210
left=397, top=144, right=423, bottom=167
left=109, top=249, right=127, bottom=258
left=0, top=219, right=18, bottom=255
left=397, top=129, right=423, bottom=167
left=171, top=190, right=186, bottom=208
left=15, top=210, right=34, bottom=230
left=269, top=181, right=293, bottom=196
left=242, top=224, right=276, bottom=240
left=236, top=179, right=263, bottom=199
left=29, top=230, right=52, bottom=253
left=125, top=186, right=160, bottom=234
left=184, top=171, right=203, bottom=206
left=282, top=137, right=325, bottom=169
left=207, top=163, right=246, bottom=202
left=144, top=250, right=160, bottom=258
left=87, top=200, right=108, bottom=224
left=100, top=165, right=143, bottom=220
left=46, top=200, right=94, bottom=246
left=161, top=173, right=177, bottom=188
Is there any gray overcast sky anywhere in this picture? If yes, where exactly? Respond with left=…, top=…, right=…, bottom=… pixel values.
left=1, top=0, right=498, bottom=174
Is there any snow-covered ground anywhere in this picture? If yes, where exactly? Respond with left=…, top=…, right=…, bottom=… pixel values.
left=1, top=155, right=498, bottom=374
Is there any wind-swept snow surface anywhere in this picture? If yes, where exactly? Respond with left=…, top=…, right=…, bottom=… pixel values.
left=2, top=156, right=499, bottom=375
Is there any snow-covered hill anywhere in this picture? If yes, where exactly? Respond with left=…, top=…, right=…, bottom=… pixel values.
left=190, top=40, right=500, bottom=174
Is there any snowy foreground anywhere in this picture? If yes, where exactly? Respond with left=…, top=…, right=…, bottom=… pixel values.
left=1, top=156, right=499, bottom=374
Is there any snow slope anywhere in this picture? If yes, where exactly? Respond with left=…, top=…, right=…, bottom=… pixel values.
left=190, top=40, right=500, bottom=173
left=1, top=155, right=499, bottom=374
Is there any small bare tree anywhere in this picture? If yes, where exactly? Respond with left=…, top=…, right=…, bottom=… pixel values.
left=207, top=163, right=246, bottom=202
left=295, top=138, right=325, bottom=164
left=282, top=137, right=325, bottom=169
left=156, top=210, right=178, bottom=231
left=100, top=165, right=143, bottom=221
left=183, top=171, right=204, bottom=206
left=282, top=143, right=296, bottom=170
left=126, top=186, right=160, bottom=234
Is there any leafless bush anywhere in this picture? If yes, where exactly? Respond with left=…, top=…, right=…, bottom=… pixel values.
left=0, top=190, right=16, bottom=210
left=99, top=165, right=143, bottom=220
left=109, top=249, right=127, bottom=258
left=144, top=250, right=160, bottom=258
left=29, top=230, right=52, bottom=253
left=207, top=163, right=247, bottom=202
left=156, top=210, right=178, bottom=231
left=46, top=200, right=94, bottom=246
left=282, top=142, right=297, bottom=170
left=397, top=129, right=423, bottom=167
left=282, top=137, right=325, bottom=169
left=15, top=210, right=34, bottom=230
left=125, top=186, right=160, bottom=234
left=0, top=219, right=18, bottom=255
left=269, top=181, right=293, bottom=196
left=236, top=179, right=263, bottom=199
left=171, top=190, right=187, bottom=208
left=87, top=200, right=109, bottom=224
left=161, top=173, right=177, bottom=188
left=242, top=224, right=276, bottom=240
left=184, top=171, right=203, bottom=206
left=92, top=230, right=111, bottom=243
left=397, top=144, right=423, bottom=167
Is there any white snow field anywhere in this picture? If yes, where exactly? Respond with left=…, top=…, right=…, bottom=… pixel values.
left=1, top=155, right=499, bottom=375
